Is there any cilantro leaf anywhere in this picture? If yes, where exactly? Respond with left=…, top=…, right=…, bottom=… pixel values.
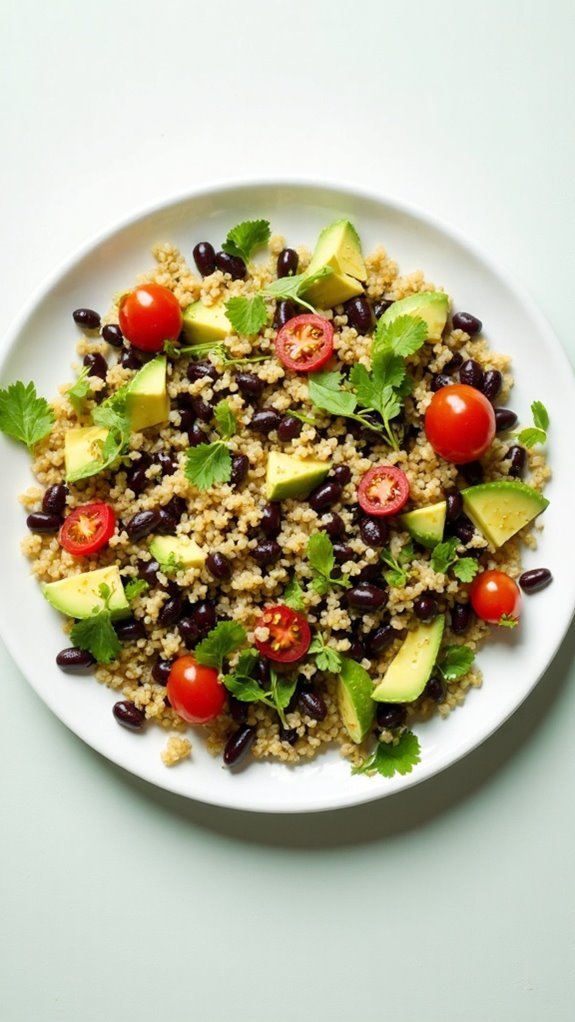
left=194, top=621, right=247, bottom=670
left=225, top=295, right=268, bottom=336
left=380, top=544, right=413, bottom=587
left=515, top=399, right=550, bottom=448
left=352, top=731, right=421, bottom=778
left=67, top=366, right=92, bottom=414
left=70, top=609, right=121, bottom=665
left=283, top=577, right=305, bottom=611
left=0, top=381, right=55, bottom=450
left=431, top=538, right=460, bottom=574
left=184, top=441, right=232, bottom=490
left=309, top=633, right=343, bottom=673
left=221, top=653, right=297, bottom=727
left=452, top=557, right=480, bottom=582
left=264, top=266, right=332, bottom=313
left=68, top=392, right=132, bottom=483
left=437, top=644, right=474, bottom=681
left=373, top=315, right=428, bottom=357
left=124, top=579, right=149, bottom=602
left=286, top=408, right=317, bottom=426
left=308, top=369, right=358, bottom=418
left=307, top=532, right=351, bottom=592
left=214, top=400, right=237, bottom=440
left=222, top=219, right=271, bottom=262
left=531, top=400, right=549, bottom=432
left=271, top=668, right=298, bottom=715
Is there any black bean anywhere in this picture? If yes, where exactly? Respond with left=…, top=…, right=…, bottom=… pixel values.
left=125, top=509, right=161, bottom=541
left=215, top=251, right=246, bottom=279
left=178, top=616, right=201, bottom=646
left=260, top=503, right=281, bottom=538
left=376, top=703, right=407, bottom=730
left=26, top=512, right=61, bottom=533
left=373, top=298, right=394, bottom=319
left=366, top=624, right=397, bottom=657
left=156, top=508, right=178, bottom=535
left=56, top=647, right=95, bottom=672
left=443, top=352, right=463, bottom=374
left=298, top=690, right=327, bottom=721
left=430, top=373, right=452, bottom=392
left=277, top=248, right=299, bottom=278
left=519, top=568, right=553, bottom=594
left=451, top=602, right=471, bottom=634
left=277, top=415, right=302, bottom=442
left=495, top=408, right=518, bottom=432
left=452, top=311, right=482, bottom=335
left=360, top=516, right=388, bottom=548
left=457, top=460, right=484, bottom=485
left=114, top=618, right=147, bottom=642
left=191, top=396, right=213, bottom=422
left=228, top=695, right=248, bottom=724
left=113, top=700, right=146, bottom=731
left=101, top=323, right=124, bottom=347
left=425, top=677, right=446, bottom=703
left=178, top=408, right=194, bottom=433
left=206, top=552, right=232, bottom=581
left=187, top=361, right=218, bottom=382
left=413, top=593, right=439, bottom=622
left=188, top=422, right=207, bottom=447
left=157, top=595, right=184, bottom=628
left=247, top=408, right=281, bottom=434
left=445, top=490, right=463, bottom=522
left=321, top=512, right=345, bottom=539
left=506, top=445, right=526, bottom=478
left=235, top=372, right=265, bottom=398
left=231, top=453, right=249, bottom=485
left=138, top=559, right=160, bottom=586
left=223, top=725, right=256, bottom=766
left=252, top=540, right=282, bottom=566
left=459, top=358, right=484, bottom=390
left=73, top=307, right=101, bottom=330
left=481, top=369, right=503, bottom=402
left=333, top=543, right=354, bottom=564
left=193, top=241, right=216, bottom=277
left=165, top=495, right=186, bottom=521
left=82, top=352, right=108, bottom=381
left=308, top=480, right=342, bottom=512
left=42, top=483, right=68, bottom=516
left=120, top=348, right=141, bottom=370
left=452, top=515, right=475, bottom=544
left=126, top=466, right=148, bottom=496
left=273, top=300, right=297, bottom=329
left=191, top=602, right=217, bottom=636
left=347, top=636, right=366, bottom=660
left=332, top=465, right=352, bottom=486
left=356, top=563, right=384, bottom=584
left=156, top=451, right=178, bottom=476
left=344, top=294, right=373, bottom=334
left=279, top=726, right=298, bottom=745
left=253, top=657, right=271, bottom=689
left=347, top=584, right=387, bottom=609
left=152, top=659, right=173, bottom=685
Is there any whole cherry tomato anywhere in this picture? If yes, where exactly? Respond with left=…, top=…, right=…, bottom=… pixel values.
left=425, top=384, right=496, bottom=464
left=166, top=655, right=226, bottom=724
left=118, top=283, right=183, bottom=353
left=469, top=570, right=521, bottom=626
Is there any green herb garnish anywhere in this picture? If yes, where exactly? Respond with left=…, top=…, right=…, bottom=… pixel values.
left=67, top=392, right=132, bottom=483
left=431, top=537, right=480, bottom=583
left=66, top=366, right=92, bottom=414
left=124, top=578, right=149, bottom=602
left=436, top=644, right=474, bottom=681
left=224, top=268, right=333, bottom=336
left=283, top=577, right=306, bottom=611
left=214, top=399, right=237, bottom=440
left=380, top=541, right=415, bottom=587
left=222, top=219, right=271, bottom=263
left=184, top=442, right=232, bottom=491
left=194, top=621, right=247, bottom=671
left=352, top=730, right=421, bottom=778
left=515, top=400, right=550, bottom=448
left=306, top=532, right=351, bottom=594
left=69, top=584, right=121, bottom=665
left=221, top=650, right=297, bottom=727
left=0, top=381, right=55, bottom=450
left=308, top=633, right=343, bottom=673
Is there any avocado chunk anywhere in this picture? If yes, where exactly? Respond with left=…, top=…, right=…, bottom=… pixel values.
left=43, top=565, right=130, bottom=620
left=125, top=355, right=169, bottom=432
left=372, top=616, right=445, bottom=703
left=461, top=480, right=549, bottom=549
left=148, top=534, right=206, bottom=569
left=65, top=425, right=109, bottom=482
left=265, top=451, right=330, bottom=501
left=182, top=300, right=232, bottom=344
left=380, top=292, right=449, bottom=342
left=400, top=501, right=446, bottom=549
left=301, top=219, right=366, bottom=309
left=337, top=656, right=375, bottom=743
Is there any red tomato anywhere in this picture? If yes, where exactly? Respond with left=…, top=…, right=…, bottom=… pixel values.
left=425, top=384, right=496, bottom=464
left=254, top=605, right=311, bottom=663
left=118, top=283, right=183, bottom=352
left=59, top=502, right=116, bottom=556
left=469, top=570, right=521, bottom=626
left=167, top=656, right=226, bottom=724
left=357, top=466, right=410, bottom=517
left=275, top=314, right=334, bottom=372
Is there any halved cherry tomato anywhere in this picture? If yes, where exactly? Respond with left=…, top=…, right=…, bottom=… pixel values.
left=59, top=502, right=116, bottom=556
left=275, top=314, right=334, bottom=372
left=118, top=283, right=183, bottom=353
left=357, top=465, right=410, bottom=517
left=469, top=570, right=521, bottom=626
left=167, top=655, right=226, bottom=724
left=425, top=384, right=496, bottom=464
left=254, top=605, right=311, bottom=663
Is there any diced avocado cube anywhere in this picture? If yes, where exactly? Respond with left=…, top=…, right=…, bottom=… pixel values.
left=337, top=656, right=375, bottom=743
left=372, top=616, right=445, bottom=703
left=125, top=355, right=170, bottom=432
left=265, top=452, right=330, bottom=501
left=65, top=425, right=109, bottom=482
left=301, top=219, right=367, bottom=309
left=400, top=501, right=446, bottom=549
left=43, top=565, right=130, bottom=620
left=461, top=480, right=549, bottom=549
left=182, top=300, right=232, bottom=344
left=149, top=534, right=206, bottom=569
left=301, top=270, right=364, bottom=310
left=380, top=292, right=450, bottom=342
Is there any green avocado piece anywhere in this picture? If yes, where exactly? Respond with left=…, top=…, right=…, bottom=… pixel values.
left=182, top=300, right=231, bottom=343
left=337, top=656, right=375, bottom=743
left=42, top=566, right=130, bottom=620
left=380, top=291, right=449, bottom=341
left=125, top=356, right=169, bottom=432
left=64, top=425, right=109, bottom=482
left=148, top=534, right=206, bottom=569
left=265, top=451, right=330, bottom=501
left=400, top=501, right=446, bottom=549
left=372, top=616, right=445, bottom=703
left=461, top=480, right=549, bottom=549
left=301, top=219, right=367, bottom=309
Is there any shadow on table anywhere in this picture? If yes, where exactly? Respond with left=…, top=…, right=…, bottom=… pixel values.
left=112, top=617, right=574, bottom=849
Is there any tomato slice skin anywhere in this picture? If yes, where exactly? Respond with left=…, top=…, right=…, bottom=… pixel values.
left=118, top=283, right=183, bottom=353
left=254, top=605, right=311, bottom=663
left=425, top=384, right=496, bottom=464
left=357, top=466, right=410, bottom=517
left=275, top=314, right=334, bottom=373
left=59, top=502, right=116, bottom=556
left=469, top=570, right=521, bottom=625
left=167, top=655, right=226, bottom=724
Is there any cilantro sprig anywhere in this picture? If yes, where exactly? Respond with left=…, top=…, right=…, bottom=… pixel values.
left=67, top=391, right=132, bottom=483
left=221, top=649, right=297, bottom=727
left=380, top=541, right=415, bottom=587
left=66, top=366, right=92, bottom=414
left=194, top=621, right=247, bottom=671
left=222, top=219, right=271, bottom=263
left=431, top=537, right=480, bottom=583
left=184, top=399, right=238, bottom=491
left=515, top=400, right=550, bottom=449
left=124, top=578, right=149, bottom=602
left=163, top=338, right=268, bottom=365
left=306, top=533, right=351, bottom=594
left=224, top=267, right=333, bottom=336
left=352, top=730, right=421, bottom=778
left=283, top=577, right=305, bottom=611
left=69, top=584, right=122, bottom=665
left=436, top=644, right=474, bottom=681
left=0, top=381, right=55, bottom=450
left=308, top=633, right=343, bottom=673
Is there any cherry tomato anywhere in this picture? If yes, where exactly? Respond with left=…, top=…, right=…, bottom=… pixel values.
left=357, top=465, right=410, bottom=517
left=59, top=502, right=116, bottom=556
left=469, top=570, right=521, bottom=626
left=425, top=384, right=496, bottom=464
left=118, top=283, right=183, bottom=353
left=275, top=314, right=334, bottom=372
left=254, top=605, right=311, bottom=663
left=166, top=655, right=226, bottom=724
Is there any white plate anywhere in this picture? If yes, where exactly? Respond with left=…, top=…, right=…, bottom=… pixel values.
left=0, top=181, right=573, bottom=813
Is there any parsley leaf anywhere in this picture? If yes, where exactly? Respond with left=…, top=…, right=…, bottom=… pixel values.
left=515, top=399, right=550, bottom=448
left=184, top=442, right=232, bottom=491
left=225, top=295, right=268, bottom=336
left=194, top=621, right=247, bottom=670
left=67, top=366, right=92, bottom=414
left=308, top=633, right=342, bottom=673
left=70, top=604, right=121, bottom=665
left=214, top=400, right=237, bottom=440
left=352, top=730, right=421, bottom=778
left=431, top=538, right=480, bottom=582
left=124, top=579, right=149, bottom=602
left=0, top=381, right=55, bottom=450
left=306, top=532, right=351, bottom=593
left=222, top=219, right=271, bottom=262
left=283, top=577, right=305, bottom=611
left=437, top=644, right=474, bottom=681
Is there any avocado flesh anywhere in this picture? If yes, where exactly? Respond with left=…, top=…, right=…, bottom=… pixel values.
left=400, top=501, right=446, bottom=549
left=148, top=534, right=206, bottom=569
left=65, top=425, right=109, bottom=482
left=337, top=656, right=375, bottom=743
left=372, top=616, right=445, bottom=703
left=461, top=481, right=549, bottom=549
left=182, top=300, right=231, bottom=343
left=301, top=219, right=367, bottom=308
left=265, top=452, right=330, bottom=501
left=381, top=292, right=449, bottom=342
left=301, top=270, right=364, bottom=310
left=43, top=566, right=130, bottom=620
left=125, top=355, right=169, bottom=432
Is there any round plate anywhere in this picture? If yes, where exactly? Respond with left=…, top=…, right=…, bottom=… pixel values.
left=0, top=181, right=573, bottom=813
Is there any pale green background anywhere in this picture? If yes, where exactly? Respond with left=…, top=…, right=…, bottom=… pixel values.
left=1, top=2, right=574, bottom=1020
